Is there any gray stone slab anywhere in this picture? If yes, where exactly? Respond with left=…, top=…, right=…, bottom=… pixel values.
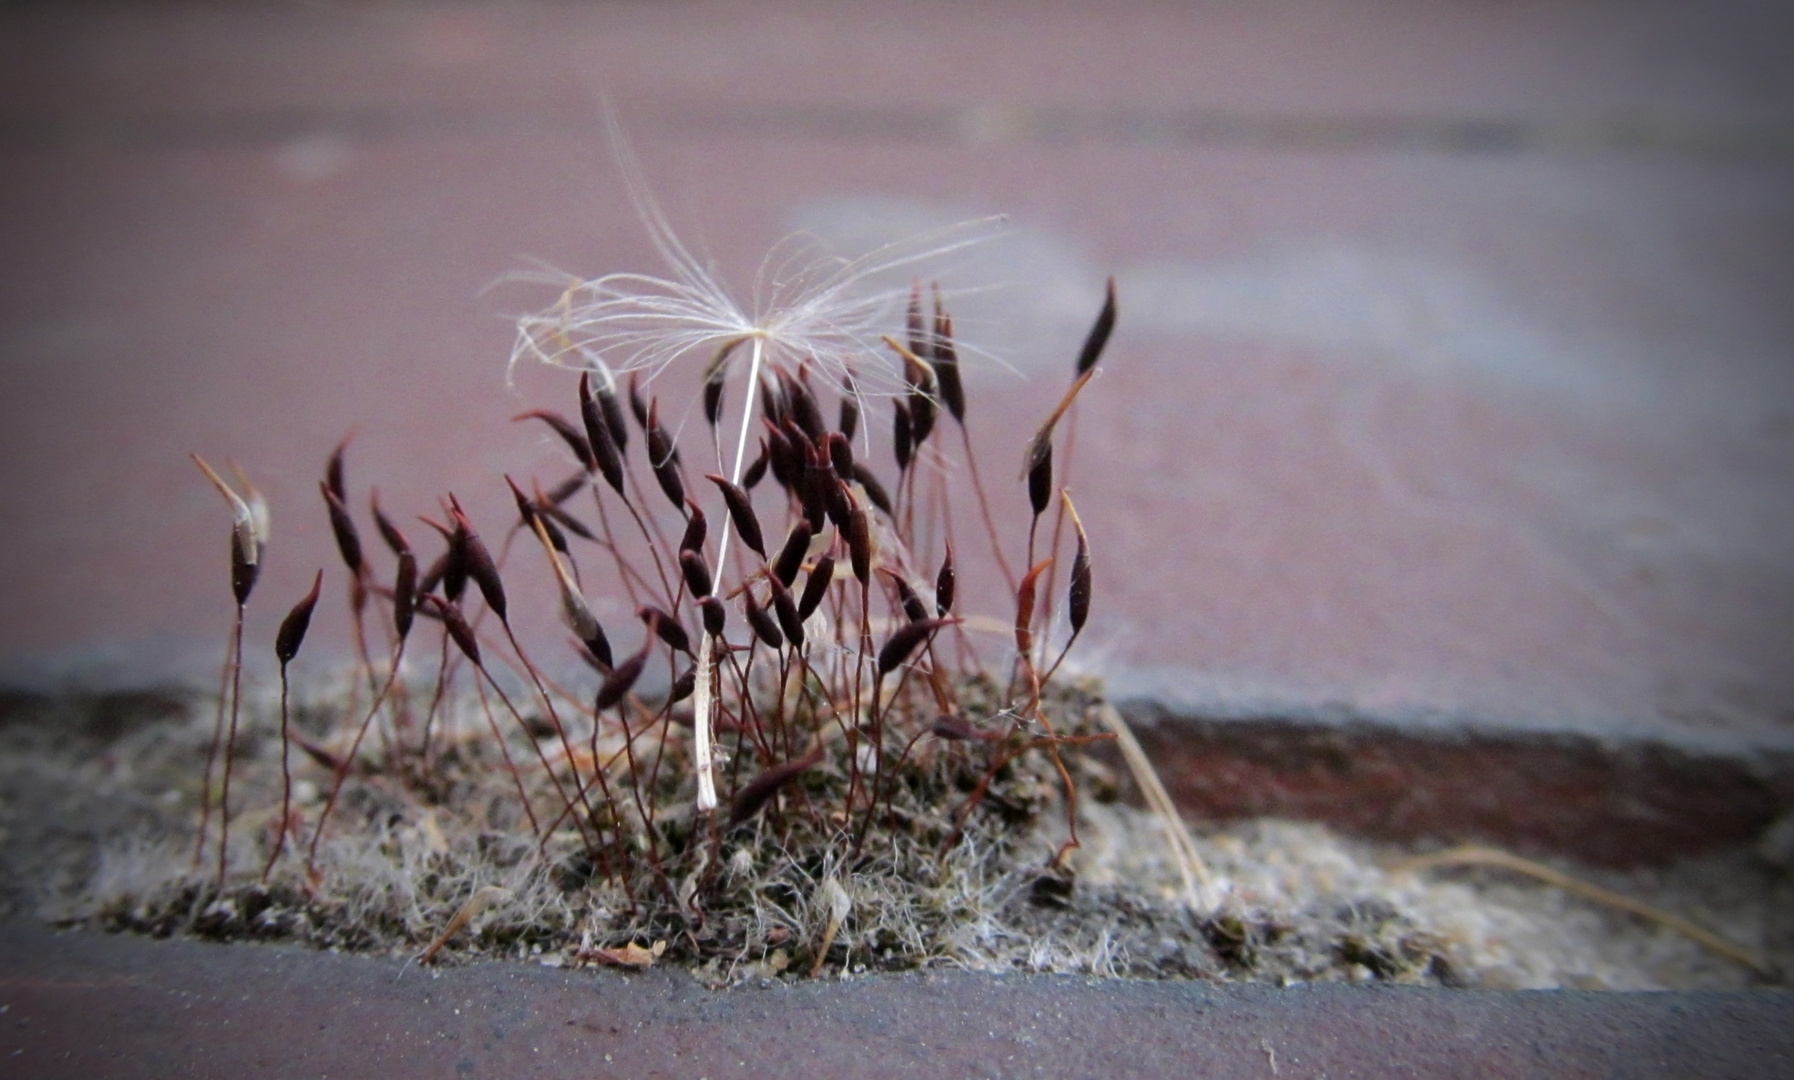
left=3, top=920, right=1791, bottom=1079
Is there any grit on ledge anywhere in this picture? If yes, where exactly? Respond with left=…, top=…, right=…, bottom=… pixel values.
left=1, top=684, right=1783, bottom=991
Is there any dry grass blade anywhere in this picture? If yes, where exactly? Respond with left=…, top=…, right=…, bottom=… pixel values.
left=1096, top=703, right=1210, bottom=903
left=1396, top=845, right=1774, bottom=978
left=809, top=876, right=852, bottom=977
left=417, top=885, right=513, bottom=965
left=1020, top=367, right=1099, bottom=482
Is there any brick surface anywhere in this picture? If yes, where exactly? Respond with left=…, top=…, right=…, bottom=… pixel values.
left=1, top=1, right=1791, bottom=777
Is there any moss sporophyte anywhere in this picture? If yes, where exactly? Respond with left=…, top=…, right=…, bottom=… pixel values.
left=166, top=126, right=1164, bottom=977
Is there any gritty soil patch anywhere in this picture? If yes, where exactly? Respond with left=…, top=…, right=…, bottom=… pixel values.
left=1, top=682, right=1786, bottom=991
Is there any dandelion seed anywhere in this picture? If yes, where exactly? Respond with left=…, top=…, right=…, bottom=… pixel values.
left=508, top=112, right=1003, bottom=813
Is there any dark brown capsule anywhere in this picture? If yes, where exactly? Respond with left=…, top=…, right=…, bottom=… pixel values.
left=772, top=520, right=812, bottom=588
left=505, top=476, right=553, bottom=551
left=703, top=378, right=724, bottom=430
left=320, top=482, right=363, bottom=575
left=1069, top=538, right=1092, bottom=633
left=627, top=369, right=650, bottom=429
left=797, top=553, right=835, bottom=620
left=679, top=499, right=707, bottom=554
left=730, top=742, right=825, bottom=825
left=679, top=549, right=713, bottom=599
left=584, top=618, right=614, bottom=670
left=762, top=420, right=798, bottom=491
left=275, top=569, right=324, bottom=665
left=847, top=499, right=872, bottom=585
left=882, top=568, right=928, bottom=624
left=877, top=617, right=950, bottom=676
left=594, top=639, right=648, bottom=711
left=418, top=517, right=467, bottom=602
left=702, top=340, right=736, bottom=430
left=534, top=492, right=594, bottom=542
left=768, top=577, right=805, bottom=649
left=799, top=441, right=831, bottom=533
left=449, top=500, right=507, bottom=622
left=931, top=287, right=966, bottom=423
left=741, top=442, right=770, bottom=490
left=892, top=400, right=913, bottom=473
left=783, top=370, right=826, bottom=443
left=645, top=399, right=686, bottom=510
left=837, top=394, right=859, bottom=442
left=441, top=531, right=468, bottom=602
left=1065, top=491, right=1092, bottom=633
left=903, top=353, right=937, bottom=449
left=668, top=665, right=696, bottom=704
left=578, top=372, right=626, bottom=493
left=573, top=640, right=608, bottom=674
left=1027, top=442, right=1053, bottom=518
left=429, top=596, right=481, bottom=666
left=325, top=439, right=349, bottom=504
left=825, top=475, right=853, bottom=533
left=393, top=549, right=418, bottom=641
left=699, top=595, right=727, bottom=638
left=370, top=490, right=409, bottom=557
left=850, top=464, right=893, bottom=517
left=1074, top=276, right=1118, bottom=377
left=416, top=548, right=449, bottom=600
left=638, top=606, right=692, bottom=656
left=583, top=369, right=628, bottom=458
left=825, top=431, right=853, bottom=480
left=705, top=474, right=765, bottom=558
left=935, top=543, right=956, bottom=616
left=742, top=587, right=783, bottom=650
left=514, top=409, right=594, bottom=472
left=544, top=471, right=586, bottom=506
left=758, top=373, right=788, bottom=429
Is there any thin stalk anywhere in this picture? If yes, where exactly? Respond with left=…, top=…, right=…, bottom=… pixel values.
left=213, top=604, right=246, bottom=889
left=260, top=659, right=296, bottom=882
left=958, top=422, right=1017, bottom=593
left=306, top=638, right=409, bottom=879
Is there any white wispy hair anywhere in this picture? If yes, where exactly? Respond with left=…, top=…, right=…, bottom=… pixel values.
left=508, top=114, right=1002, bottom=400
